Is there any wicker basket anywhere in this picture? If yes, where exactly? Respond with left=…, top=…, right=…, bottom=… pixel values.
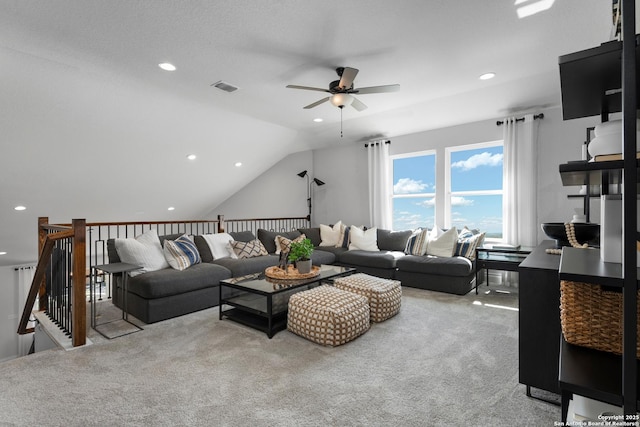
left=560, top=280, right=640, bottom=358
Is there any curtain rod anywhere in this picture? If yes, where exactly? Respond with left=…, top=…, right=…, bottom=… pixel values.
left=496, top=113, right=544, bottom=126
left=364, top=140, right=391, bottom=147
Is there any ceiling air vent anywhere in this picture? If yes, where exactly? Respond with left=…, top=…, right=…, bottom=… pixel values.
left=211, top=80, right=239, bottom=93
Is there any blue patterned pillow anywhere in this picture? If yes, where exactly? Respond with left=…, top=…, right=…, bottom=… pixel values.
left=454, top=230, right=485, bottom=260
left=163, top=234, right=201, bottom=270
left=404, top=228, right=429, bottom=255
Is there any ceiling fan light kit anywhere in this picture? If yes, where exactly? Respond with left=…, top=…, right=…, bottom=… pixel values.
left=286, top=66, right=400, bottom=137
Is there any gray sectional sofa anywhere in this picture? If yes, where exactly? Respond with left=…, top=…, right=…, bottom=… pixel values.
left=106, top=226, right=476, bottom=324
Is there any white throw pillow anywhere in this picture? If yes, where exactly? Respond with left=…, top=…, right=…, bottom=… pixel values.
left=426, top=227, right=458, bottom=257
left=319, top=221, right=343, bottom=247
left=202, top=233, right=238, bottom=259
left=349, top=226, right=379, bottom=251
left=114, top=229, right=169, bottom=277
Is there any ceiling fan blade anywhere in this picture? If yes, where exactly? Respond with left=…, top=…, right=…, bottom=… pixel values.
left=304, top=97, right=330, bottom=109
left=286, top=85, right=330, bottom=93
left=338, top=67, right=359, bottom=89
left=354, top=84, right=400, bottom=94
left=350, top=96, right=368, bottom=112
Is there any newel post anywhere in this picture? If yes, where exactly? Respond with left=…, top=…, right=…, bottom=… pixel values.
left=37, top=217, right=48, bottom=312
left=218, top=215, right=225, bottom=233
left=72, top=218, right=86, bottom=346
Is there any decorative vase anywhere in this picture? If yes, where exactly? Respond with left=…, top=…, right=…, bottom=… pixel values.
left=296, top=259, right=312, bottom=274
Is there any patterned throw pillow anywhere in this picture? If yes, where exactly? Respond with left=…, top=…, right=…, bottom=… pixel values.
left=405, top=228, right=429, bottom=256
left=230, top=239, right=269, bottom=259
left=455, top=230, right=486, bottom=260
left=275, top=234, right=306, bottom=255
left=163, top=234, right=201, bottom=271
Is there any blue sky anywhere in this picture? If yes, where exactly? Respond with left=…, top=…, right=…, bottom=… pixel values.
left=392, top=146, right=503, bottom=237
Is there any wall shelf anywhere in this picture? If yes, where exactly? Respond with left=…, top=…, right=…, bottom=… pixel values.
left=559, top=36, right=640, bottom=120
left=558, top=247, right=640, bottom=287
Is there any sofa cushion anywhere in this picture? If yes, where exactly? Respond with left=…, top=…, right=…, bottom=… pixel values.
left=114, top=229, right=169, bottom=277
left=212, top=255, right=279, bottom=277
left=313, top=246, right=348, bottom=258
left=193, top=235, right=214, bottom=263
left=377, top=229, right=412, bottom=251
left=396, top=255, right=473, bottom=277
left=229, top=231, right=256, bottom=243
left=310, top=249, right=336, bottom=265
left=163, top=234, right=201, bottom=271
left=338, top=250, right=405, bottom=269
left=257, top=229, right=301, bottom=254
left=127, top=263, right=232, bottom=299
left=297, top=227, right=321, bottom=247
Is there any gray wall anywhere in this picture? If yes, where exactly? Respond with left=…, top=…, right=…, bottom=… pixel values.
left=0, top=266, right=19, bottom=362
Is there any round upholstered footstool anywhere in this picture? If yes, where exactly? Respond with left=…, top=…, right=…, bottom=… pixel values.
left=287, top=285, right=370, bottom=346
left=334, top=273, right=402, bottom=322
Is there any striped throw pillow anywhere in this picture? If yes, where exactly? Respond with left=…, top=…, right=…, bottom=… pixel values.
left=163, top=234, right=201, bottom=271
left=405, top=228, right=429, bottom=255
left=454, top=232, right=485, bottom=260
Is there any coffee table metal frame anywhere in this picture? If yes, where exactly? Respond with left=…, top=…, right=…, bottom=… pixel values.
left=219, top=265, right=356, bottom=338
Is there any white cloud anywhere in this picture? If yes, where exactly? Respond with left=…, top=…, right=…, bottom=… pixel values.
left=452, top=152, right=503, bottom=171
left=417, top=198, right=436, bottom=207
left=451, top=196, right=473, bottom=206
left=394, top=178, right=430, bottom=194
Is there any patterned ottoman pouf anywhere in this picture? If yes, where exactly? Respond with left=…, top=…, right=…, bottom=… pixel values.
left=287, top=285, right=370, bottom=346
left=334, top=273, right=402, bottom=322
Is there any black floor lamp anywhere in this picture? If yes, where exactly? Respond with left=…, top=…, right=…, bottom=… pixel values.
left=297, top=170, right=325, bottom=222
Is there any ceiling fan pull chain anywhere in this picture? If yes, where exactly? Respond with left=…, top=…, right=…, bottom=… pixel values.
left=340, top=107, right=343, bottom=138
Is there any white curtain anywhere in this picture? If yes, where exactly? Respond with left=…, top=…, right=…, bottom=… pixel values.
left=17, top=266, right=36, bottom=357
left=367, top=140, right=392, bottom=229
left=502, top=114, right=539, bottom=248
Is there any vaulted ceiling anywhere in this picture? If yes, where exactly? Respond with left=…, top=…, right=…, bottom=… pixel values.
left=0, top=1, right=616, bottom=265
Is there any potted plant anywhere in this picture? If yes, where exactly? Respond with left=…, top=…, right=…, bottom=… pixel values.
left=288, top=238, right=314, bottom=274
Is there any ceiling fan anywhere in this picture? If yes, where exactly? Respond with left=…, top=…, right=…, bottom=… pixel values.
left=286, top=67, right=400, bottom=111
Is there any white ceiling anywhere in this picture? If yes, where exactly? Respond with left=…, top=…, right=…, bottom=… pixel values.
left=0, top=1, right=617, bottom=265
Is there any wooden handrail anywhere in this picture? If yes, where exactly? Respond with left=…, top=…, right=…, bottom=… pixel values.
left=19, top=218, right=86, bottom=347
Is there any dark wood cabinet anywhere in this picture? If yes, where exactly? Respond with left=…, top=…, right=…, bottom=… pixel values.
left=518, top=240, right=561, bottom=396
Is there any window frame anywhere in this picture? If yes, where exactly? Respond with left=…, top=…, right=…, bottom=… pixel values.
left=444, top=140, right=504, bottom=241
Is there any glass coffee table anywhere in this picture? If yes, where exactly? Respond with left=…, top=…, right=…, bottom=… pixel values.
left=219, top=265, right=355, bottom=338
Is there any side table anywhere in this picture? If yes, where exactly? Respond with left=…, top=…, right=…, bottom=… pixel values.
left=91, top=263, right=142, bottom=339
left=475, top=245, right=533, bottom=294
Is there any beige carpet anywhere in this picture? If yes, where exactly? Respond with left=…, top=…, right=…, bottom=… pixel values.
left=0, top=286, right=560, bottom=426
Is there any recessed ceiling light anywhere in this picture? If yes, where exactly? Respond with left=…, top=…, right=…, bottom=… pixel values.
left=158, top=62, right=176, bottom=71
left=235, top=162, right=242, bottom=167
left=0, top=252, right=6, bottom=255
left=313, top=118, right=323, bottom=123
left=14, top=206, right=26, bottom=211
left=167, top=207, right=175, bottom=211
left=479, top=72, right=496, bottom=80
left=187, top=154, right=197, bottom=160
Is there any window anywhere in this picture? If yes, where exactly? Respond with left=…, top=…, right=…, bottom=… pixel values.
left=446, top=141, right=503, bottom=240
left=391, top=151, right=436, bottom=231
left=391, top=142, right=504, bottom=238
